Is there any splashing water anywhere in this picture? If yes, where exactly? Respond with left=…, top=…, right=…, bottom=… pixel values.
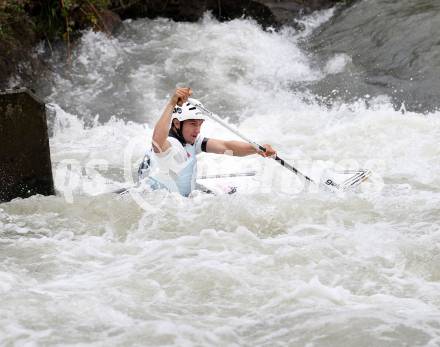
left=1, top=9, right=440, bottom=346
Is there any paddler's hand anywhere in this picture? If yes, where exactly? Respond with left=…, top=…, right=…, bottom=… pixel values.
left=258, top=144, right=276, bottom=158
left=171, top=87, right=192, bottom=106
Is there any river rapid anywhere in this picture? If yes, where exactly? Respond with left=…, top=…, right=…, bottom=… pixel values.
left=1, top=2, right=440, bottom=346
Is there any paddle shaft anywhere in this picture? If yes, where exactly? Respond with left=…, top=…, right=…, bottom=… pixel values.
left=199, top=171, right=257, bottom=179
left=192, top=102, right=315, bottom=184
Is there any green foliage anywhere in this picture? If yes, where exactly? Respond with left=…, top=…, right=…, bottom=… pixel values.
left=39, top=1, right=89, bottom=40
left=0, top=0, right=28, bottom=39
left=0, top=0, right=112, bottom=42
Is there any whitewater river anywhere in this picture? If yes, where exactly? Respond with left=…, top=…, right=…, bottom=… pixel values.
left=1, top=3, right=440, bottom=346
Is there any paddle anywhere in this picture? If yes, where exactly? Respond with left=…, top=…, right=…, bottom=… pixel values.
left=198, top=171, right=257, bottom=179
left=189, top=98, right=371, bottom=191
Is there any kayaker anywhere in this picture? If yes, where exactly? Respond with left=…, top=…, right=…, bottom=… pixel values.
left=139, top=87, right=276, bottom=196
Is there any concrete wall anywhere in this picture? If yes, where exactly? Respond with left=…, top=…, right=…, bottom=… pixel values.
left=0, top=88, right=55, bottom=202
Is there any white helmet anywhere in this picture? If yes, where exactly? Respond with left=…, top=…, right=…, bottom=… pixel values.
left=172, top=99, right=206, bottom=122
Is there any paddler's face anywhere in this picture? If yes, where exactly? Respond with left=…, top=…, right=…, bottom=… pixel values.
left=180, top=119, right=204, bottom=144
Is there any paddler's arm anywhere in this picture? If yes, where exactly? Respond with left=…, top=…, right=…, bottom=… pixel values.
left=152, top=87, right=192, bottom=153
left=206, top=139, right=276, bottom=157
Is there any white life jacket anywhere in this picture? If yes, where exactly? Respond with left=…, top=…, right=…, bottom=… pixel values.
left=139, top=136, right=207, bottom=196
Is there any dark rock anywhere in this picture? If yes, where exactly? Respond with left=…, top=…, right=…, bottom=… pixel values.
left=206, top=0, right=347, bottom=29
left=110, top=0, right=351, bottom=29
left=206, top=0, right=279, bottom=28
left=0, top=16, right=41, bottom=90
left=70, top=6, right=122, bottom=35
left=111, top=0, right=280, bottom=28
left=255, top=0, right=353, bottom=26
left=0, top=88, right=55, bottom=202
left=110, top=0, right=204, bottom=21
left=258, top=0, right=348, bottom=14
left=97, top=9, right=122, bottom=34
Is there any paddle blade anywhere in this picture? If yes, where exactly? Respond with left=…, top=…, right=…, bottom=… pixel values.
left=321, top=169, right=372, bottom=192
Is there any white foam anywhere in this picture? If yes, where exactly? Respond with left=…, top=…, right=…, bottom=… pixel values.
left=1, top=13, right=440, bottom=347
left=324, top=54, right=352, bottom=74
